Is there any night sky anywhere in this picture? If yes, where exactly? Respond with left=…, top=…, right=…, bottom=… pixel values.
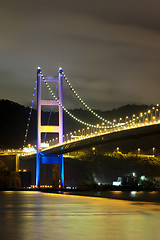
left=0, top=0, right=160, bottom=110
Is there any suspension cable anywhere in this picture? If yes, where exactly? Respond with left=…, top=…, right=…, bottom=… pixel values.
left=63, top=72, right=160, bottom=128
left=40, top=69, right=160, bottom=130
left=62, top=70, right=111, bottom=124
left=40, top=70, right=111, bottom=129
left=23, top=81, right=37, bottom=148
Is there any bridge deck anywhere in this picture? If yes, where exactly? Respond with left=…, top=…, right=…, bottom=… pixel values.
left=21, top=123, right=160, bottom=158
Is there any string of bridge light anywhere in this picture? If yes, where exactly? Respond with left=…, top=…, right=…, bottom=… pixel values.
left=126, top=105, right=160, bottom=124
left=40, top=70, right=160, bottom=130
left=60, top=104, right=160, bottom=145
left=49, top=104, right=160, bottom=148
left=39, top=70, right=109, bottom=129
left=61, top=70, right=160, bottom=128
left=113, top=105, right=160, bottom=134
left=62, top=70, right=112, bottom=125
left=23, top=80, right=37, bottom=148
left=22, top=68, right=160, bottom=150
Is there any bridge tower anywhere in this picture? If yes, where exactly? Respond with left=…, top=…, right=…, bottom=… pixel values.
left=36, top=67, right=64, bottom=188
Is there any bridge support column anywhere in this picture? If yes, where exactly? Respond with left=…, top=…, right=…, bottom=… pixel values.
left=36, top=67, right=64, bottom=188
left=36, top=68, right=41, bottom=188
left=58, top=69, right=64, bottom=188
left=16, top=154, right=20, bottom=172
left=59, top=155, right=64, bottom=188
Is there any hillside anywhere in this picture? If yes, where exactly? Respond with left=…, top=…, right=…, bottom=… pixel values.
left=65, top=151, right=160, bottom=186
left=0, top=99, right=150, bottom=149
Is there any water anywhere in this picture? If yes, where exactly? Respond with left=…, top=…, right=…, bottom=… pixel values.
left=0, top=191, right=160, bottom=240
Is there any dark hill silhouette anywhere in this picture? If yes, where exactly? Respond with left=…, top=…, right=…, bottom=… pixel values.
left=0, top=99, right=150, bottom=149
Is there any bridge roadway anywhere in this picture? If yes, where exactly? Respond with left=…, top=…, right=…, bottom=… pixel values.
left=22, top=123, right=160, bottom=159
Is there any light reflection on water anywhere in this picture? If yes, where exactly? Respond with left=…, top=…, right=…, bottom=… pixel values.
left=0, top=191, right=160, bottom=240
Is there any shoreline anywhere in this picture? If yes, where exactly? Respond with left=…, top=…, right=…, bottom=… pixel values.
left=41, top=189, right=160, bottom=203
left=1, top=187, right=160, bottom=203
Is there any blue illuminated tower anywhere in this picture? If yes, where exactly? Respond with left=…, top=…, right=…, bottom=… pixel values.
left=36, top=67, right=64, bottom=188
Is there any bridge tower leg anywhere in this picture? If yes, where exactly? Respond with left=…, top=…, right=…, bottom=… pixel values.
left=36, top=67, right=64, bottom=188
left=58, top=69, right=64, bottom=188
left=36, top=68, right=41, bottom=188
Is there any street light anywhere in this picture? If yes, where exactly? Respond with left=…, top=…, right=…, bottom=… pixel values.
left=153, top=147, right=155, bottom=155
left=102, top=122, right=105, bottom=132
left=152, top=116, right=156, bottom=122
left=113, top=119, right=116, bottom=128
left=147, top=110, right=151, bottom=121
left=96, top=124, right=99, bottom=133
left=156, top=108, right=159, bottom=120
left=139, top=112, right=143, bottom=122
left=132, top=114, right=135, bottom=122
left=86, top=127, right=90, bottom=135
left=82, top=129, right=85, bottom=136
left=119, top=118, right=122, bottom=125
left=92, top=147, right=96, bottom=155
left=125, top=116, right=128, bottom=123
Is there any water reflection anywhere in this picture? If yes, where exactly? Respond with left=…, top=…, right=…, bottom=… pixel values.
left=0, top=191, right=160, bottom=240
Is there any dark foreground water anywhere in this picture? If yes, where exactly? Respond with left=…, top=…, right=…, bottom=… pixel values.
left=0, top=191, right=160, bottom=240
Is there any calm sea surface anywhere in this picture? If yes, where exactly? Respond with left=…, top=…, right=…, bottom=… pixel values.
left=0, top=191, right=160, bottom=240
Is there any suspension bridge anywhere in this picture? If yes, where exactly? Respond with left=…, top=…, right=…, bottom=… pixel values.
left=1, top=67, right=160, bottom=188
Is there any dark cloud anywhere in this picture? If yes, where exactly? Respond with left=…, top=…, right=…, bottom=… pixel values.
left=0, top=0, right=160, bottom=110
